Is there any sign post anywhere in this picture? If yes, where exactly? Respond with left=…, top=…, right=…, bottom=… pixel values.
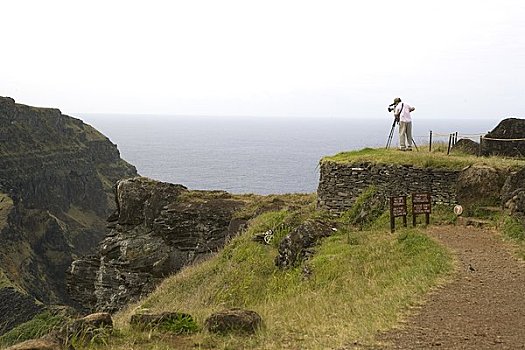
left=412, top=192, right=431, bottom=226
left=389, top=196, right=407, bottom=233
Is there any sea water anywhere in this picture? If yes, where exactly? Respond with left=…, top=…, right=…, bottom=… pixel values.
left=79, top=115, right=500, bottom=194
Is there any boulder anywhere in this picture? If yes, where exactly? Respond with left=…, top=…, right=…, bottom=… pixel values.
left=204, top=309, right=262, bottom=334
left=275, top=219, right=335, bottom=268
left=62, top=312, right=112, bottom=342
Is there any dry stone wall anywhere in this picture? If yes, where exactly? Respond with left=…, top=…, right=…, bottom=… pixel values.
left=317, top=161, right=460, bottom=213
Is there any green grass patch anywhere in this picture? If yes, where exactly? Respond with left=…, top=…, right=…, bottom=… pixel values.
left=500, top=215, right=525, bottom=260
left=502, top=216, right=525, bottom=241
left=0, top=311, right=67, bottom=347
left=322, top=147, right=525, bottom=170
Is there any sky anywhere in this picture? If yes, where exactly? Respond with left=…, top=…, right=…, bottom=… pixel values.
left=1, top=0, right=524, bottom=119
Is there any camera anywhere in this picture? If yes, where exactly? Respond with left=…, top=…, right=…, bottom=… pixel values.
left=387, top=103, right=396, bottom=112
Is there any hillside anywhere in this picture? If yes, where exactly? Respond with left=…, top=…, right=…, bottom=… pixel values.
left=0, top=97, right=137, bottom=335
left=70, top=192, right=455, bottom=350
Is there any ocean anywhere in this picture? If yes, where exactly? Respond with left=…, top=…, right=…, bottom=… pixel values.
left=79, top=115, right=501, bottom=194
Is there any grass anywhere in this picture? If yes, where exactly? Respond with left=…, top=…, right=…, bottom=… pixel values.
left=322, top=147, right=525, bottom=170
left=76, top=195, right=453, bottom=350
left=501, top=215, right=525, bottom=259
left=0, top=192, right=13, bottom=231
left=0, top=311, right=67, bottom=348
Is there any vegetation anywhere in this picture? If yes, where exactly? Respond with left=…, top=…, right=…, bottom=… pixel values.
left=322, top=147, right=525, bottom=170
left=73, top=191, right=454, bottom=350
left=501, top=216, right=525, bottom=259
left=0, top=311, right=67, bottom=348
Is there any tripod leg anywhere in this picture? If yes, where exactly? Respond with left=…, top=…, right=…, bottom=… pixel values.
left=386, top=126, right=394, bottom=149
left=411, top=137, right=419, bottom=152
left=386, top=122, right=396, bottom=149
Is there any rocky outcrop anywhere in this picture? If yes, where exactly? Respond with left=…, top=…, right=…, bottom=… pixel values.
left=68, top=177, right=246, bottom=313
left=0, top=287, right=45, bottom=335
left=502, top=168, right=525, bottom=224
left=482, top=118, right=525, bottom=157
left=456, top=166, right=508, bottom=209
left=0, top=97, right=137, bottom=334
left=275, top=219, right=335, bottom=268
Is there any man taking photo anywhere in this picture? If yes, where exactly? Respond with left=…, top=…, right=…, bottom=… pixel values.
left=392, top=97, right=416, bottom=151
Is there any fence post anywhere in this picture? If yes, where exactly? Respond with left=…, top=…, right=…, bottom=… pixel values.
left=429, top=130, right=433, bottom=152
left=478, top=135, right=483, bottom=156
left=447, top=134, right=452, bottom=155
left=455, top=132, right=458, bottom=145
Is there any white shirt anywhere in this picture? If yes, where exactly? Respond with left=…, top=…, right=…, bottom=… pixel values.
left=394, top=103, right=413, bottom=123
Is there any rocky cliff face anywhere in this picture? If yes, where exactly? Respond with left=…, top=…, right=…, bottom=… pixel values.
left=0, top=97, right=137, bottom=334
left=68, top=177, right=246, bottom=313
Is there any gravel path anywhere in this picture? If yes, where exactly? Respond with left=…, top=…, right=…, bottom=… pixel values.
left=369, top=225, right=525, bottom=349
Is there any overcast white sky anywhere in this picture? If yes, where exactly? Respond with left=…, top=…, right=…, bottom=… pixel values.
left=1, top=0, right=524, bottom=118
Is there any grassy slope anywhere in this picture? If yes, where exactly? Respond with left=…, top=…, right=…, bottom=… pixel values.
left=323, top=147, right=525, bottom=170
left=82, top=197, right=454, bottom=350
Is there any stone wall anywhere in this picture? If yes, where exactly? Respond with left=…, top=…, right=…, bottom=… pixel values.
left=317, top=161, right=460, bottom=213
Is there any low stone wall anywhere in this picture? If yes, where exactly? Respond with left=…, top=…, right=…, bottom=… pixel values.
left=317, top=161, right=460, bottom=213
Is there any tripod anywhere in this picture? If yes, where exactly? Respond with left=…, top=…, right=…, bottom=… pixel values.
left=385, top=119, right=398, bottom=149
left=385, top=119, right=419, bottom=151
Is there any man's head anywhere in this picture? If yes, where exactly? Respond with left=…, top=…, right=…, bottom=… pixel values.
left=393, top=97, right=402, bottom=105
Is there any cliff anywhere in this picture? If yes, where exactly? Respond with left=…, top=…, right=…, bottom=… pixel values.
left=0, top=97, right=137, bottom=334
left=68, top=177, right=248, bottom=313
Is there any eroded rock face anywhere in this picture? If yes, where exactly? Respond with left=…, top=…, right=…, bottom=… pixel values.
left=68, top=177, right=246, bottom=313
left=0, top=97, right=137, bottom=334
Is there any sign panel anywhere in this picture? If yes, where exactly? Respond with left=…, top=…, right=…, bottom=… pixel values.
left=389, top=195, right=407, bottom=233
left=412, top=192, right=432, bottom=226
left=390, top=196, right=407, bottom=217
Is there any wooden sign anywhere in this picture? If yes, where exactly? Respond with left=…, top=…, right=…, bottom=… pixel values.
left=389, top=196, right=407, bottom=232
left=412, top=192, right=431, bottom=226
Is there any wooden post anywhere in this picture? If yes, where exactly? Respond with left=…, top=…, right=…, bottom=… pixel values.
left=455, top=132, right=458, bottom=145
left=429, top=130, right=433, bottom=152
left=479, top=135, right=483, bottom=156
left=447, top=134, right=452, bottom=155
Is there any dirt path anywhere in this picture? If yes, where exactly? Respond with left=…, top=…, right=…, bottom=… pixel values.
left=370, top=225, right=525, bottom=349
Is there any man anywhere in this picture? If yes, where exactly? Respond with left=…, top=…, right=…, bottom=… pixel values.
left=393, top=97, right=415, bottom=151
